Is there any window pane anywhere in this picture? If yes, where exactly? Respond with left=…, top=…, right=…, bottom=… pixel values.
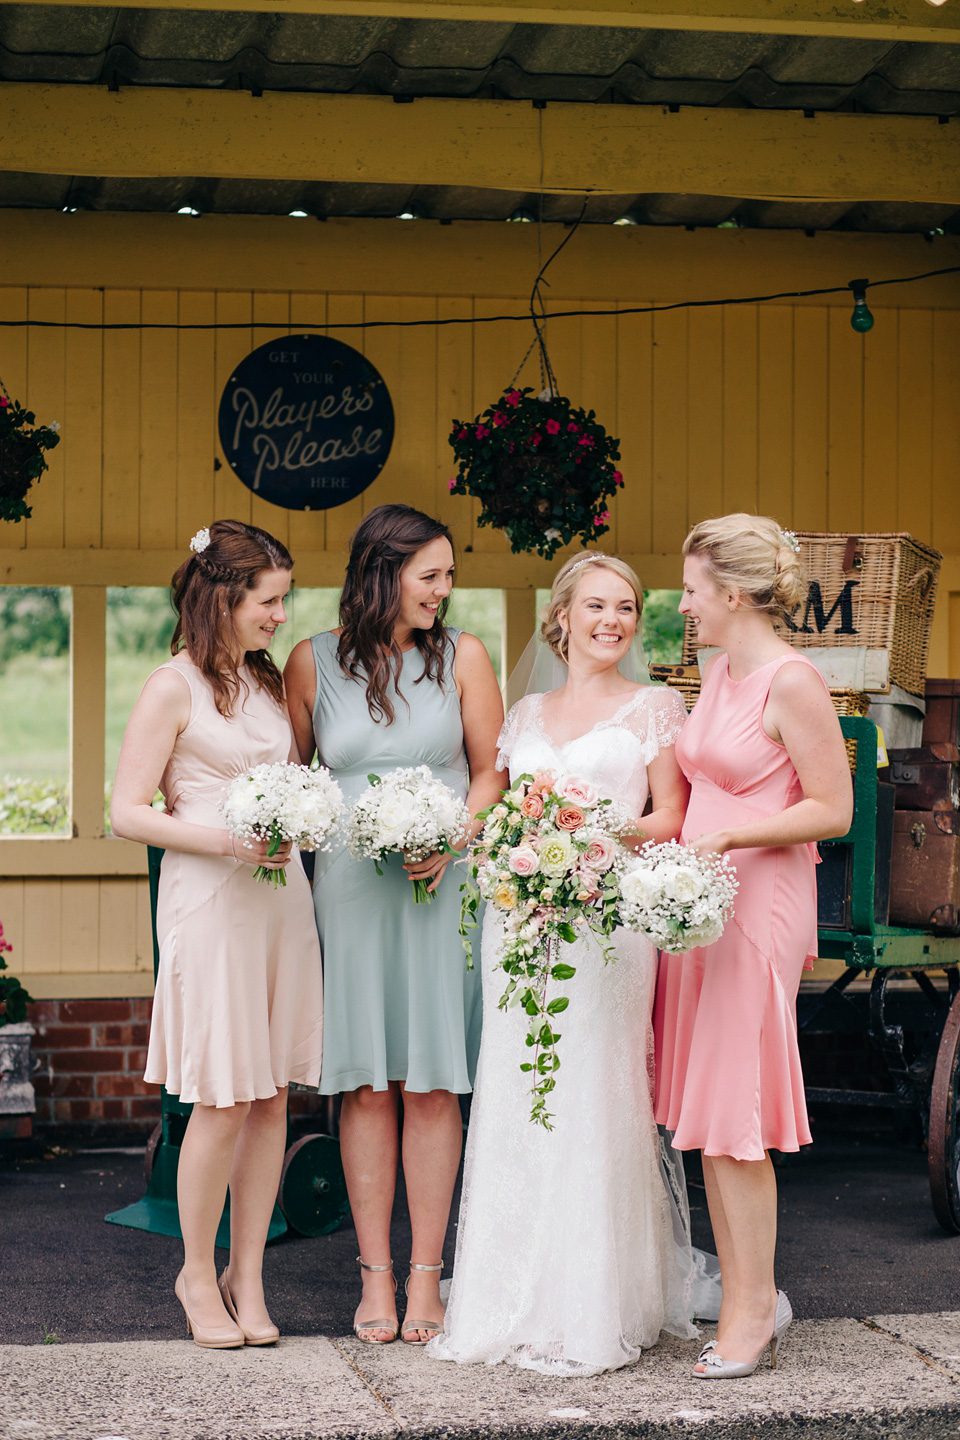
left=446, top=589, right=503, bottom=684
left=0, top=586, right=71, bottom=834
left=105, top=587, right=177, bottom=828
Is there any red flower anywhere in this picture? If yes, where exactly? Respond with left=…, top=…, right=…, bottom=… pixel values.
left=476, top=424, right=490, bottom=439
left=457, top=427, right=468, bottom=440
left=567, top=422, right=579, bottom=433
left=614, top=470, right=623, bottom=487
left=493, top=411, right=508, bottom=427
left=593, top=510, right=610, bottom=527
left=546, top=418, right=561, bottom=435
left=0, top=397, right=8, bottom=409
left=578, top=434, right=595, bottom=448
left=505, top=389, right=523, bottom=407
left=528, top=432, right=542, bottom=447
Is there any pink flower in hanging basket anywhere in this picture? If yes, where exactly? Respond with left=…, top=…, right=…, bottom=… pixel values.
left=528, top=432, right=542, bottom=447
left=567, top=422, right=579, bottom=434
left=0, top=397, right=8, bottom=409
left=493, top=411, right=508, bottom=428
left=457, top=427, right=468, bottom=440
left=505, top=390, right=523, bottom=407
left=476, top=424, right=490, bottom=439
left=593, top=511, right=610, bottom=527
left=546, top=419, right=561, bottom=435
left=578, top=434, right=595, bottom=448
left=613, top=470, right=623, bottom=487
left=448, top=478, right=457, bottom=491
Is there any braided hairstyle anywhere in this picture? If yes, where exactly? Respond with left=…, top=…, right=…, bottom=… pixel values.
left=337, top=504, right=455, bottom=725
left=171, top=519, right=293, bottom=716
left=682, top=513, right=805, bottom=619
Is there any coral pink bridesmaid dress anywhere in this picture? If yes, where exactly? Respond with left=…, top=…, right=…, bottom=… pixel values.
left=654, top=653, right=825, bottom=1161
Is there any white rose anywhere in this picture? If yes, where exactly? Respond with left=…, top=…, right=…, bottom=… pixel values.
left=621, top=866, right=661, bottom=909
left=377, top=790, right=417, bottom=845
left=657, top=863, right=702, bottom=905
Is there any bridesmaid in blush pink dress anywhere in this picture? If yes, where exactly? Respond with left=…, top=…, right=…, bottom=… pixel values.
left=653, top=514, right=852, bottom=1381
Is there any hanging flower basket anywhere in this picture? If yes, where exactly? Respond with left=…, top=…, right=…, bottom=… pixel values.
left=0, top=393, right=60, bottom=525
left=448, top=387, right=622, bottom=561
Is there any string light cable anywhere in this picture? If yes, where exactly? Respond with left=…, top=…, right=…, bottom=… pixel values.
left=0, top=263, right=956, bottom=333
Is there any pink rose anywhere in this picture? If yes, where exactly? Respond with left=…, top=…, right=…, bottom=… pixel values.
left=557, top=776, right=599, bottom=807
left=520, top=793, right=544, bottom=819
left=583, top=836, right=616, bottom=872
left=556, top=805, right=585, bottom=832
left=546, top=418, right=561, bottom=435
left=508, top=844, right=540, bottom=877
left=505, top=389, right=523, bottom=407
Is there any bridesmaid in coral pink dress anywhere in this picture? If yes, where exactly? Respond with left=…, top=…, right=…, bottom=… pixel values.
left=654, top=514, right=852, bottom=1381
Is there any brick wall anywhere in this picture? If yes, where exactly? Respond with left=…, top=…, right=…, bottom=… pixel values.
left=25, top=997, right=329, bottom=1140
left=29, top=998, right=160, bottom=1138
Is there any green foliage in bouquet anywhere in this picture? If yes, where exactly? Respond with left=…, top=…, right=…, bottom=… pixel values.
left=448, top=387, right=622, bottom=562
left=0, top=923, right=34, bottom=1026
left=0, top=393, right=60, bottom=524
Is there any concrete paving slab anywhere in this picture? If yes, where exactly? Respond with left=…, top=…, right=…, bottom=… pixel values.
left=3, top=1336, right=397, bottom=1440
left=340, top=1317, right=960, bottom=1439
left=869, top=1311, right=960, bottom=1377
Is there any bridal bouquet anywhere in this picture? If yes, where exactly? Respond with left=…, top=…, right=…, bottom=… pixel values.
left=460, top=771, right=626, bottom=1127
left=222, top=762, right=345, bottom=887
left=619, top=839, right=739, bottom=951
left=345, top=766, right=471, bottom=904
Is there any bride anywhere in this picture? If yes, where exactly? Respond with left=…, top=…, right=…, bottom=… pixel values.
left=428, top=552, right=717, bottom=1377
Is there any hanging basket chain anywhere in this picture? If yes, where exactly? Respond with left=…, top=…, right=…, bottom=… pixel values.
left=527, top=197, right=588, bottom=398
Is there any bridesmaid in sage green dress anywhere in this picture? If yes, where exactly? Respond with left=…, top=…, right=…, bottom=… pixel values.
left=285, top=504, right=505, bottom=1348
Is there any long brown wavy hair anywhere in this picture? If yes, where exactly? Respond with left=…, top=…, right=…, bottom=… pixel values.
left=337, top=504, right=455, bottom=724
left=171, top=519, right=293, bottom=716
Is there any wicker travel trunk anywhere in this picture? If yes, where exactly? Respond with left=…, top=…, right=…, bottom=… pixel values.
left=889, top=810, right=960, bottom=933
left=681, top=531, right=941, bottom=698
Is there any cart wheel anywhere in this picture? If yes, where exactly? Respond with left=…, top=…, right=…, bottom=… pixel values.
left=144, top=1121, right=163, bottom=1183
left=278, top=1134, right=351, bottom=1237
left=929, top=989, right=960, bottom=1234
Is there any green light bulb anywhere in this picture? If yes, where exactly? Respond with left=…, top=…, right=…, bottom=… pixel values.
left=848, top=279, right=874, bottom=334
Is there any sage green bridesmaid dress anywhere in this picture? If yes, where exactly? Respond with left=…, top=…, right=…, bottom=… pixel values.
left=310, top=628, right=481, bottom=1095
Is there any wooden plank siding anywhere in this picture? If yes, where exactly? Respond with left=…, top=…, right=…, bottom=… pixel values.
left=1, top=256, right=959, bottom=994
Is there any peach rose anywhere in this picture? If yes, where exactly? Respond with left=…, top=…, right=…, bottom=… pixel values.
left=529, top=771, right=557, bottom=798
left=520, top=793, right=545, bottom=820
left=556, top=805, right=586, bottom=832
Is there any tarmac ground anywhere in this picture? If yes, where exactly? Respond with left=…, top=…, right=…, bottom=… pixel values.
left=3, top=1120, right=960, bottom=1438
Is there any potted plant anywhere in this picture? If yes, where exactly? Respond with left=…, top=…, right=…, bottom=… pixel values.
left=0, top=923, right=37, bottom=1136
left=448, top=387, right=622, bottom=561
left=0, top=389, right=60, bottom=524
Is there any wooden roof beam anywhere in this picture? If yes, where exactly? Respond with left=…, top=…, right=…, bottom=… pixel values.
left=2, top=85, right=958, bottom=206
left=11, top=0, right=960, bottom=43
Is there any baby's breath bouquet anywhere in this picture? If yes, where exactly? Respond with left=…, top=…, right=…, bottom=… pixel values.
left=619, top=839, right=739, bottom=951
left=344, top=766, right=470, bottom=904
left=222, top=762, right=345, bottom=887
left=460, top=771, right=627, bottom=1127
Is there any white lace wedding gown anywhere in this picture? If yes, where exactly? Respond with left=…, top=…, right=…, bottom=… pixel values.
left=428, top=686, right=719, bottom=1377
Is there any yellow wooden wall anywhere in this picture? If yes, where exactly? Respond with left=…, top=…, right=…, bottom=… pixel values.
left=1, top=214, right=959, bottom=994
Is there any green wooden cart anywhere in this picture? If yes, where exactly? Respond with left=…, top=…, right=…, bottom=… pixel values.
left=800, top=716, right=960, bottom=1233
left=106, top=845, right=350, bottom=1245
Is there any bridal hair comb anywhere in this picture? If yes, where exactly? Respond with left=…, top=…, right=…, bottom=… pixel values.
left=189, top=528, right=212, bottom=555
left=780, top=530, right=801, bottom=554
left=567, top=554, right=604, bottom=576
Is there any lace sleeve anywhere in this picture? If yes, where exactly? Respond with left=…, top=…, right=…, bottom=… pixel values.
left=624, top=686, right=688, bottom=764
left=496, top=695, right=535, bottom=773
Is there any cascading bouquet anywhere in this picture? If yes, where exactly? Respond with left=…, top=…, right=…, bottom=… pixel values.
left=619, top=839, right=739, bottom=951
left=459, top=771, right=626, bottom=1128
left=222, top=762, right=345, bottom=887
left=345, top=765, right=471, bottom=904
left=461, top=774, right=740, bottom=1127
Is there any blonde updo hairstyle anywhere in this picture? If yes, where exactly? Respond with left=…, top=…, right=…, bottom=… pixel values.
left=682, top=513, right=805, bottom=620
left=541, top=553, right=644, bottom=662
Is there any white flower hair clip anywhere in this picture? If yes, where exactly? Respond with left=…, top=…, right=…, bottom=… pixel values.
left=780, top=530, right=801, bottom=554
left=189, top=528, right=211, bottom=555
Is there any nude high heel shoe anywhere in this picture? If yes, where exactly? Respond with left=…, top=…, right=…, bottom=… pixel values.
left=695, top=1292, right=792, bottom=1379
left=174, top=1271, right=244, bottom=1349
left=353, top=1258, right=399, bottom=1344
left=218, top=1270, right=280, bottom=1346
left=401, top=1261, right=445, bottom=1345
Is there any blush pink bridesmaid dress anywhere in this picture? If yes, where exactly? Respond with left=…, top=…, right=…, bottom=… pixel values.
left=654, top=652, right=825, bottom=1162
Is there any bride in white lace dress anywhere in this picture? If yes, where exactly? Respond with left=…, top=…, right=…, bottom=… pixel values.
left=429, top=553, right=716, bottom=1378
